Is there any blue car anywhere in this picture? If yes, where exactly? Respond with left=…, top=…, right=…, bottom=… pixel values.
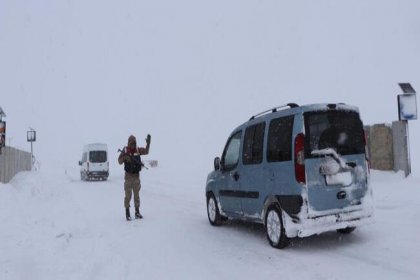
left=206, top=103, right=374, bottom=249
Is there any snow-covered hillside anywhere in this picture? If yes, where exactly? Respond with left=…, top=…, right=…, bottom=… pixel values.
left=1, top=167, right=419, bottom=280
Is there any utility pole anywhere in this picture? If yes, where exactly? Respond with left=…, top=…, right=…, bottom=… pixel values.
left=0, top=107, right=6, bottom=155
left=397, top=83, right=418, bottom=177
left=27, top=128, right=36, bottom=168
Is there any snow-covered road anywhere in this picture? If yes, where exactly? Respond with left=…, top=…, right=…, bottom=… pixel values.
left=1, top=167, right=419, bottom=280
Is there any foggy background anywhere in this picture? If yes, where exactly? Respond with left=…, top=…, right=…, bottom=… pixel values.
left=1, top=0, right=419, bottom=181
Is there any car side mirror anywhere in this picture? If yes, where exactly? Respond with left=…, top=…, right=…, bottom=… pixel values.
left=214, top=157, right=221, bottom=171
left=78, top=161, right=82, bottom=166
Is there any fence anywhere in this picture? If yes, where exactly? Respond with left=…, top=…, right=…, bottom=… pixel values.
left=0, top=146, right=32, bottom=183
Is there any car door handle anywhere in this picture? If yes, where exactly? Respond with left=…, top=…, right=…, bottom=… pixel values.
left=269, top=170, right=275, bottom=181
left=232, top=172, right=240, bottom=181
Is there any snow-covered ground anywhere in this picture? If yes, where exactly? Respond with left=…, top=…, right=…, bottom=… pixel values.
left=1, top=166, right=419, bottom=280
left=2, top=1, right=420, bottom=279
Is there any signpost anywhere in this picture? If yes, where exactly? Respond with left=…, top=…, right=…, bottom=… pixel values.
left=397, top=83, right=417, bottom=176
left=398, top=83, right=417, bottom=121
left=27, top=128, right=36, bottom=167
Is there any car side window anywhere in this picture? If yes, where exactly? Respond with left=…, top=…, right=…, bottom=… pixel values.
left=243, top=122, right=265, bottom=165
left=222, top=131, right=242, bottom=171
left=267, top=115, right=294, bottom=162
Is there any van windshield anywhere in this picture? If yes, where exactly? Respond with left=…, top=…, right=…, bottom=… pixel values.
left=304, top=110, right=365, bottom=158
left=89, top=151, right=107, bottom=163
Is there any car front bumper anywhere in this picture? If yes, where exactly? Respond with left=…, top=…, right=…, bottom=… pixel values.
left=87, top=171, right=109, bottom=178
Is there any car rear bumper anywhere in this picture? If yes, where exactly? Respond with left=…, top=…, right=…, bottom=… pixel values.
left=284, top=207, right=374, bottom=238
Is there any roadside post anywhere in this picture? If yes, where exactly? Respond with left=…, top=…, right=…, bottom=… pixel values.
left=27, top=128, right=36, bottom=169
left=397, top=83, right=418, bottom=177
left=0, top=107, right=6, bottom=155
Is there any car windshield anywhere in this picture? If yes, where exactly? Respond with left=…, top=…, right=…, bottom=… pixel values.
left=304, top=110, right=365, bottom=158
left=89, top=151, right=107, bottom=163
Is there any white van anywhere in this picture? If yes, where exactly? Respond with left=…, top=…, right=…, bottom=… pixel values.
left=79, top=143, right=109, bottom=181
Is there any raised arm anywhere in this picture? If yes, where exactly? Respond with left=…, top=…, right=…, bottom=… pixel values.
left=139, top=134, right=151, bottom=155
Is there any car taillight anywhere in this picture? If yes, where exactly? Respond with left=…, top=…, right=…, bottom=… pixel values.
left=294, top=133, right=306, bottom=184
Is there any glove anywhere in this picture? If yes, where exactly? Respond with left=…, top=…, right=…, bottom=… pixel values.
left=146, top=134, right=151, bottom=145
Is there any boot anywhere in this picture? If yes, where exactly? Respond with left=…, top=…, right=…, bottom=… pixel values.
left=135, top=207, right=143, bottom=219
left=126, top=208, right=131, bottom=221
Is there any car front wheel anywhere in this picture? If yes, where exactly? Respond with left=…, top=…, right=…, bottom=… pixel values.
left=207, top=194, right=222, bottom=226
left=265, top=206, right=289, bottom=249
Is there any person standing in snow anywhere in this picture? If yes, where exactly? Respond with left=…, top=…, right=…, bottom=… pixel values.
left=118, top=134, right=151, bottom=221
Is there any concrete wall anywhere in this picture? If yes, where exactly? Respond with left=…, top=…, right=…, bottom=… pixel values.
left=365, top=121, right=410, bottom=176
left=0, top=146, right=31, bottom=183
left=365, top=124, right=394, bottom=170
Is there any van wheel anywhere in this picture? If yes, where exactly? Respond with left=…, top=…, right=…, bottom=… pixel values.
left=337, top=227, right=356, bottom=234
left=207, top=194, right=222, bottom=226
left=265, top=206, right=289, bottom=249
left=80, top=172, right=85, bottom=181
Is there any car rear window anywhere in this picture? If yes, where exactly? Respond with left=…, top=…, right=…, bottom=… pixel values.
left=304, top=110, right=365, bottom=158
left=89, top=151, right=107, bottom=163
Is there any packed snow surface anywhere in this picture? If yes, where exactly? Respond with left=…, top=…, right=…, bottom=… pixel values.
left=1, top=167, right=419, bottom=280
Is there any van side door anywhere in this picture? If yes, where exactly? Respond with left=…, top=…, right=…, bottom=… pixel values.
left=218, top=131, right=243, bottom=216
left=266, top=115, right=301, bottom=211
left=240, top=122, right=267, bottom=219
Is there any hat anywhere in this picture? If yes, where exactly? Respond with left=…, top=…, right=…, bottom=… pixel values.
left=128, top=135, right=136, bottom=144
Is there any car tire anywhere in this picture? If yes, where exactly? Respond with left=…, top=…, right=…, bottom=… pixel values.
left=207, top=194, right=222, bottom=226
left=265, top=206, right=289, bottom=249
left=336, top=227, right=356, bottom=234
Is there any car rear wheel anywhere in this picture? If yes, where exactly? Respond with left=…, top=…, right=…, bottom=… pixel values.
left=207, top=194, right=222, bottom=226
left=336, top=227, right=356, bottom=234
left=265, top=206, right=289, bottom=249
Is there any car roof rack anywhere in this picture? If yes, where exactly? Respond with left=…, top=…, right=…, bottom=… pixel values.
left=249, top=103, right=299, bottom=120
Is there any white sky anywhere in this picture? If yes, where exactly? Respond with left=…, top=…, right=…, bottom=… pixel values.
left=1, top=0, right=419, bottom=178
